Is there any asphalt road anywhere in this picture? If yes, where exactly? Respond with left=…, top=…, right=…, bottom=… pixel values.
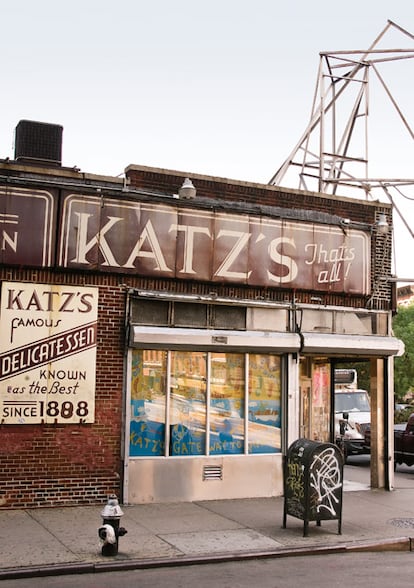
left=1, top=552, right=414, bottom=588
left=346, top=453, right=414, bottom=486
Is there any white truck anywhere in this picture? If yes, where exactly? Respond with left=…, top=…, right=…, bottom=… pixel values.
left=334, top=368, right=371, bottom=459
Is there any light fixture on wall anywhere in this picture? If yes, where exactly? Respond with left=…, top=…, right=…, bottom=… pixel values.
left=178, top=178, right=196, bottom=199
left=376, top=213, right=389, bottom=234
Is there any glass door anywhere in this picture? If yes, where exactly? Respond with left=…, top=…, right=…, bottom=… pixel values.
left=299, top=357, right=331, bottom=442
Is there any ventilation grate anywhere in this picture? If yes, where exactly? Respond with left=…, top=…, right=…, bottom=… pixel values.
left=203, top=465, right=223, bottom=481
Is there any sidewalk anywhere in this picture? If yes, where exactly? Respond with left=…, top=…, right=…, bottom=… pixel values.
left=1, top=463, right=414, bottom=580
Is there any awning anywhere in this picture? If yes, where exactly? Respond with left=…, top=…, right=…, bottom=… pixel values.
left=301, top=333, right=404, bottom=357
left=129, top=326, right=404, bottom=357
left=129, top=326, right=301, bottom=352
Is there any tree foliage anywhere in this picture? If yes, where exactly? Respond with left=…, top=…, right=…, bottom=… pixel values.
left=393, top=304, right=414, bottom=400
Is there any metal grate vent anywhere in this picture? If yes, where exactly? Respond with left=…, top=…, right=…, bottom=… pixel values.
left=203, top=465, right=223, bottom=481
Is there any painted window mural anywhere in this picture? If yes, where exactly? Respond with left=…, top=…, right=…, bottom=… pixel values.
left=130, top=350, right=167, bottom=456
left=248, top=354, right=281, bottom=453
left=209, top=353, right=245, bottom=455
left=170, top=351, right=207, bottom=456
left=129, top=350, right=281, bottom=457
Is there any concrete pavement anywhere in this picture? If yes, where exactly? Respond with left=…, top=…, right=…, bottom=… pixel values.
left=1, top=460, right=414, bottom=580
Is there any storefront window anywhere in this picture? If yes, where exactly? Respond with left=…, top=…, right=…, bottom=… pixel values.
left=209, top=353, right=245, bottom=455
left=169, top=351, right=207, bottom=456
left=248, top=354, right=281, bottom=453
left=129, top=350, right=167, bottom=456
left=129, top=350, right=282, bottom=457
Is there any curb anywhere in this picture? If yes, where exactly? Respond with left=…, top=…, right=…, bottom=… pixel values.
left=0, top=537, right=411, bottom=581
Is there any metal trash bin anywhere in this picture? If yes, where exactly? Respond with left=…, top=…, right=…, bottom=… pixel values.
left=283, top=438, right=344, bottom=537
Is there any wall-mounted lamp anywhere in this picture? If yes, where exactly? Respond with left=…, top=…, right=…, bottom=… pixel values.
left=376, top=213, right=389, bottom=235
left=178, top=178, right=196, bottom=199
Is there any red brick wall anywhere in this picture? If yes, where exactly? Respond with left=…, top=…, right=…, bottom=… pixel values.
left=126, top=166, right=381, bottom=227
left=0, top=269, right=125, bottom=509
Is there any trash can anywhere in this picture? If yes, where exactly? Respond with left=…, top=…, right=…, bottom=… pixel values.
left=283, top=438, right=344, bottom=537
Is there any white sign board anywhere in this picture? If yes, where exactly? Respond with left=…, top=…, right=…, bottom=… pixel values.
left=0, top=282, right=98, bottom=424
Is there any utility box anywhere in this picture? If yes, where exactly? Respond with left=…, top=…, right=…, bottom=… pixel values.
left=15, top=120, right=63, bottom=165
left=283, top=438, right=344, bottom=537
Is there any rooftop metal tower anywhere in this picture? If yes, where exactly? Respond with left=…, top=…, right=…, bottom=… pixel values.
left=268, top=21, right=414, bottom=281
left=269, top=20, right=414, bottom=200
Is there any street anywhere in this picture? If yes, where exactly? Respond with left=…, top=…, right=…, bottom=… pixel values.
left=345, top=453, right=414, bottom=488
left=1, top=552, right=414, bottom=588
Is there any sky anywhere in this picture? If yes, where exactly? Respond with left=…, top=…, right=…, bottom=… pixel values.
left=1, top=0, right=414, bottom=280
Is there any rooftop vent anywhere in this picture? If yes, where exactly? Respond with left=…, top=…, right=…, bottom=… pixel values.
left=14, top=120, right=63, bottom=165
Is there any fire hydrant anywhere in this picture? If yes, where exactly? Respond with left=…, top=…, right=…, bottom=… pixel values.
left=98, top=494, right=127, bottom=556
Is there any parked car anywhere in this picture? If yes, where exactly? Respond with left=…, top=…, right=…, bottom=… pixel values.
left=364, top=413, right=414, bottom=468
left=395, top=403, right=413, bottom=412
left=395, top=414, right=414, bottom=468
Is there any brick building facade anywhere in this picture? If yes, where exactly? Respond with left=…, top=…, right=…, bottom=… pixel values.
left=0, top=121, right=401, bottom=508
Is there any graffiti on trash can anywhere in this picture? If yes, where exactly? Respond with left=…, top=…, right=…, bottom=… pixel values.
left=286, top=461, right=305, bottom=499
left=309, top=447, right=341, bottom=516
left=284, top=459, right=306, bottom=519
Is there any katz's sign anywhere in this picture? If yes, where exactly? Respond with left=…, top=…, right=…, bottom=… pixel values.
left=0, top=282, right=98, bottom=425
left=0, top=186, right=56, bottom=267
left=59, top=194, right=370, bottom=294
